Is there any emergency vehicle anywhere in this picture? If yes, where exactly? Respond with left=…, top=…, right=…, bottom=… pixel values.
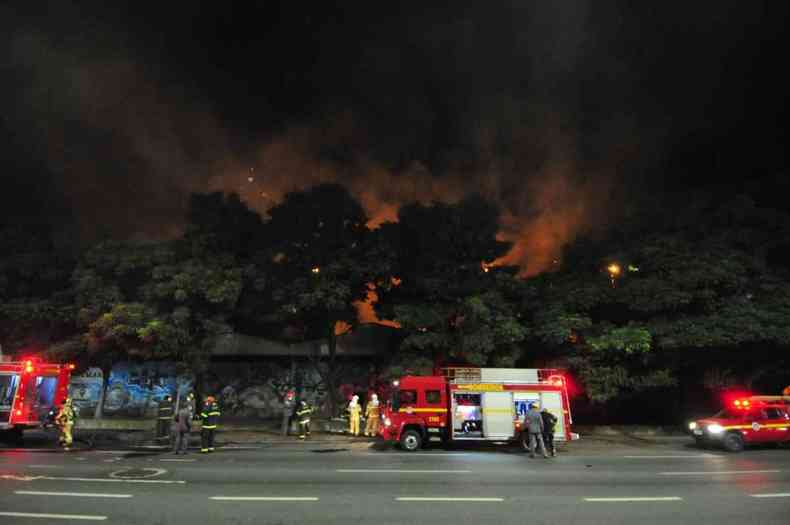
left=689, top=395, right=790, bottom=452
left=380, top=367, right=578, bottom=451
left=0, top=356, right=74, bottom=441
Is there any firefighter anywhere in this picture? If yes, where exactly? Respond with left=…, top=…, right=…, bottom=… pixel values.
left=540, top=407, right=558, bottom=457
left=525, top=403, right=548, bottom=458
left=347, top=395, right=362, bottom=436
left=157, top=394, right=174, bottom=440
left=282, top=390, right=295, bottom=436
left=199, top=396, right=221, bottom=453
left=296, top=400, right=312, bottom=440
left=55, top=397, right=76, bottom=451
left=364, top=394, right=381, bottom=436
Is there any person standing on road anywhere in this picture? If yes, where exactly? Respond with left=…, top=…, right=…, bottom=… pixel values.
left=199, top=395, right=221, bottom=453
left=364, top=394, right=381, bottom=437
left=525, top=403, right=548, bottom=458
left=282, top=390, right=295, bottom=436
left=347, top=395, right=362, bottom=436
left=55, top=397, right=76, bottom=451
left=540, top=408, right=558, bottom=457
left=296, top=400, right=312, bottom=440
left=173, top=404, right=192, bottom=455
left=157, top=394, right=174, bottom=440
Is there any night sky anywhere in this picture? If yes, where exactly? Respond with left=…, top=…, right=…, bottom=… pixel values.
left=2, top=1, right=788, bottom=273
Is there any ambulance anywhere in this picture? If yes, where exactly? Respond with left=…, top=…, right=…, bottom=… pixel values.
left=380, top=367, right=578, bottom=451
left=0, top=356, right=74, bottom=442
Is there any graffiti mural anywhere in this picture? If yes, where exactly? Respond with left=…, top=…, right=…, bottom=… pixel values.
left=69, top=362, right=193, bottom=418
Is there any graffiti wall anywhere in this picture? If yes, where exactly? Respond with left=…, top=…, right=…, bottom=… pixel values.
left=69, top=362, right=193, bottom=418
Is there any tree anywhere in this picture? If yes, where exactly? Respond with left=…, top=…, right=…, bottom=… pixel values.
left=264, top=184, right=387, bottom=414
left=375, top=195, right=526, bottom=371
left=526, top=194, right=790, bottom=404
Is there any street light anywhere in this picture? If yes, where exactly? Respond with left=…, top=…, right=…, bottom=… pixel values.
left=607, top=263, right=621, bottom=287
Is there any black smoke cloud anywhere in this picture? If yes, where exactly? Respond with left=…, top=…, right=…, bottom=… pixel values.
left=1, top=1, right=786, bottom=272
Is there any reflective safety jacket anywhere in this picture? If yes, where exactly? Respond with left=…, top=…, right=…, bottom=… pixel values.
left=200, top=402, right=221, bottom=429
left=365, top=400, right=380, bottom=419
left=296, top=403, right=312, bottom=423
left=157, top=399, right=174, bottom=420
left=56, top=404, right=76, bottom=427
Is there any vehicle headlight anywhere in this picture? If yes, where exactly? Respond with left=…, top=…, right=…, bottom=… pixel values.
left=688, top=422, right=697, bottom=430
left=707, top=424, right=725, bottom=434
left=384, top=418, right=391, bottom=427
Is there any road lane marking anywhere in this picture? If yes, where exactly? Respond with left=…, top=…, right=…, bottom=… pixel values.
left=659, top=470, right=780, bottom=476
left=337, top=469, right=471, bottom=473
left=28, top=465, right=65, bottom=468
left=396, top=497, right=503, bottom=502
left=584, top=497, right=683, bottom=502
left=211, top=497, right=319, bottom=501
left=751, top=493, right=790, bottom=498
left=35, top=476, right=185, bottom=484
left=622, top=455, right=720, bottom=459
left=0, top=511, right=107, bottom=521
left=15, top=491, right=132, bottom=498
left=160, top=459, right=196, bottom=462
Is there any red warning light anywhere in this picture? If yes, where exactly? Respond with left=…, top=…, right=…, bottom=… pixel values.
left=24, top=360, right=34, bottom=373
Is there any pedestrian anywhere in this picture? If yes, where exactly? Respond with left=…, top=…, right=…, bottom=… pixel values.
left=157, top=394, right=174, bottom=440
left=296, top=400, right=312, bottom=440
left=347, top=395, right=361, bottom=436
left=525, top=403, right=548, bottom=458
left=199, top=395, right=221, bottom=453
left=364, top=394, right=381, bottom=437
left=540, top=408, right=558, bottom=457
left=173, top=404, right=192, bottom=455
left=55, top=397, right=76, bottom=451
left=282, top=390, right=295, bottom=436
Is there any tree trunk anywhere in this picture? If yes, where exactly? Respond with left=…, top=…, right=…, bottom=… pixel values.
left=93, top=364, right=112, bottom=420
left=324, top=322, right=339, bottom=417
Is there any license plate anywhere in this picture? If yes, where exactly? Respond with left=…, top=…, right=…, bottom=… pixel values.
left=693, top=429, right=703, bottom=436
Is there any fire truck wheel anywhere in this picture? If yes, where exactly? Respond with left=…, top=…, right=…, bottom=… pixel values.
left=400, top=429, right=422, bottom=452
left=722, top=432, right=745, bottom=453
left=1, top=427, right=24, bottom=446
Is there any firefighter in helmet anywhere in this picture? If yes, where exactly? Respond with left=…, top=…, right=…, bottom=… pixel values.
left=364, top=394, right=381, bottom=436
left=347, top=395, right=362, bottom=436
left=199, top=395, right=221, bottom=453
left=55, top=397, right=76, bottom=451
left=296, top=400, right=312, bottom=440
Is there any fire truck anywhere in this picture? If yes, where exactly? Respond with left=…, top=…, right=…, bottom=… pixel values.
left=689, top=395, right=790, bottom=452
left=0, top=356, right=74, bottom=442
left=380, top=368, right=578, bottom=451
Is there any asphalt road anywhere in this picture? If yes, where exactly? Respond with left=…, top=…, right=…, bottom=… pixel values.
left=1, top=439, right=789, bottom=524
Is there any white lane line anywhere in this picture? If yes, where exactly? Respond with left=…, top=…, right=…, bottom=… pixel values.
left=28, top=465, right=65, bottom=468
left=660, top=470, right=781, bottom=476
left=15, top=491, right=132, bottom=498
left=750, top=493, right=790, bottom=498
left=0, top=511, right=107, bottom=521
left=36, top=476, right=185, bottom=484
left=622, top=455, right=720, bottom=459
left=397, top=497, right=503, bottom=502
left=337, top=469, right=471, bottom=474
left=211, top=496, right=319, bottom=501
left=584, top=497, right=683, bottom=502
left=160, top=459, right=196, bottom=462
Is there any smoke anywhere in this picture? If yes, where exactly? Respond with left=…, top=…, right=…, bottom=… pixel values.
left=2, top=1, right=673, bottom=276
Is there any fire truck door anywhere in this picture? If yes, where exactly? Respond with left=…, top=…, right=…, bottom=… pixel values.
left=540, top=392, right=565, bottom=441
left=1, top=373, right=20, bottom=427
left=482, top=392, right=514, bottom=439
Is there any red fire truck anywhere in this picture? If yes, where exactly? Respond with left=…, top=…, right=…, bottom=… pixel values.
left=0, top=356, right=74, bottom=442
left=689, top=394, right=790, bottom=452
left=380, top=368, right=578, bottom=451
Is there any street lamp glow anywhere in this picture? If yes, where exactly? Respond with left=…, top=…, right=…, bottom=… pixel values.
left=311, top=266, right=320, bottom=274
left=607, top=263, right=621, bottom=276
